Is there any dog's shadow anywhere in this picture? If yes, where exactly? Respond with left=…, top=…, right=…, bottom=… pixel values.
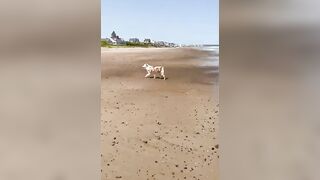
left=146, top=77, right=168, bottom=80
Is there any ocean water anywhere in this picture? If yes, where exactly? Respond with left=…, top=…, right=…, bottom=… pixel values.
left=201, top=45, right=219, bottom=52
left=197, top=46, right=219, bottom=68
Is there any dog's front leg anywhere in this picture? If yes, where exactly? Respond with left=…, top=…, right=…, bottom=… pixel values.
left=145, top=73, right=151, bottom=78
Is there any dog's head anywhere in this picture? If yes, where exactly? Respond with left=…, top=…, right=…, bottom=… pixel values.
left=142, top=64, right=148, bottom=68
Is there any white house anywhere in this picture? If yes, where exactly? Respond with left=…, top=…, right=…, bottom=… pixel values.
left=144, top=39, right=151, bottom=44
left=108, top=31, right=126, bottom=45
left=129, top=38, right=140, bottom=43
left=106, top=37, right=116, bottom=45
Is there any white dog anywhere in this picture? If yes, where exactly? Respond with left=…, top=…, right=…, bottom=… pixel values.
left=142, top=63, right=166, bottom=80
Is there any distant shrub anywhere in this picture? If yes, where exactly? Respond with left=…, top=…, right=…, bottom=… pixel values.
left=101, top=40, right=111, bottom=47
left=100, top=40, right=154, bottom=48
left=125, top=42, right=150, bottom=47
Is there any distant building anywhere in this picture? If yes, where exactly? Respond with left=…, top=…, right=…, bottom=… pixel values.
left=111, top=31, right=117, bottom=39
left=158, top=41, right=165, bottom=46
left=117, top=38, right=126, bottom=45
left=106, top=37, right=116, bottom=45
left=109, top=31, right=125, bottom=45
left=152, top=41, right=165, bottom=47
left=169, top=43, right=175, bottom=47
left=129, top=38, right=140, bottom=43
left=144, top=39, right=151, bottom=44
left=152, top=41, right=159, bottom=47
left=105, top=32, right=177, bottom=47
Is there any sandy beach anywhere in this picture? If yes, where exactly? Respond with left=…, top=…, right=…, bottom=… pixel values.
left=101, top=47, right=219, bottom=180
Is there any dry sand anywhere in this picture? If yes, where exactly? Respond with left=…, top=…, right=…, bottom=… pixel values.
left=101, top=48, right=219, bottom=180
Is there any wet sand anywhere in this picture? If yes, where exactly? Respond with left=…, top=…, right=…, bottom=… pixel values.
left=101, top=48, right=219, bottom=180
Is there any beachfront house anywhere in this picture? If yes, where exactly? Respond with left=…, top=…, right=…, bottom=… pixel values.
left=129, top=38, right=140, bottom=43
left=152, top=41, right=159, bottom=47
left=106, top=37, right=125, bottom=45
left=158, top=41, right=165, bottom=47
left=109, top=31, right=125, bottom=45
left=144, top=39, right=151, bottom=44
left=169, top=43, right=176, bottom=47
left=111, top=37, right=125, bottom=45
left=116, top=38, right=125, bottom=45
left=106, top=37, right=116, bottom=45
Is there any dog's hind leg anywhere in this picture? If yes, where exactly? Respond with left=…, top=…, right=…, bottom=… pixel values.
left=161, top=67, right=166, bottom=80
left=161, top=72, right=166, bottom=80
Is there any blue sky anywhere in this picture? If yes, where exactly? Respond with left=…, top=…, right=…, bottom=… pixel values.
left=101, top=0, right=219, bottom=45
